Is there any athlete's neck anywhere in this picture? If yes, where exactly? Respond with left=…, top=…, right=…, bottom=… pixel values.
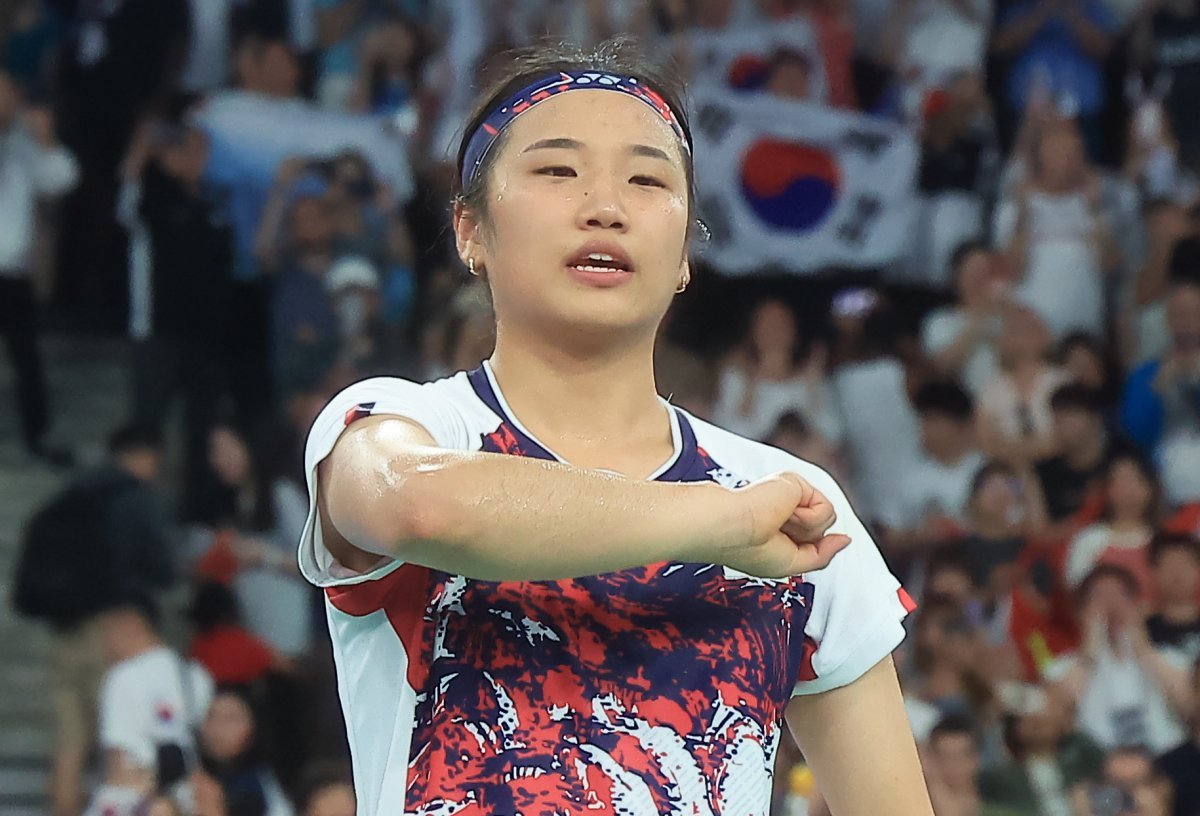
left=488, top=327, right=672, bottom=475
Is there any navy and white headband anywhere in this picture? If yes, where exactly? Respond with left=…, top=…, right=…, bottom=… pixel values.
left=460, top=70, right=690, bottom=189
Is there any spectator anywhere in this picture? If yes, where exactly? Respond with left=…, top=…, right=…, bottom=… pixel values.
left=905, top=73, right=1000, bottom=288
left=991, top=0, right=1116, bottom=159
left=15, top=424, right=175, bottom=816
left=910, top=598, right=994, bottom=720
left=1046, top=565, right=1191, bottom=757
left=1155, top=657, right=1200, bottom=816
left=1123, top=200, right=1194, bottom=368
left=979, top=682, right=1104, bottom=815
left=196, top=688, right=293, bottom=816
left=1146, top=534, right=1200, bottom=663
left=767, top=411, right=846, bottom=484
left=0, top=67, right=79, bottom=467
left=925, top=546, right=986, bottom=624
left=1034, top=384, right=1113, bottom=526
left=256, top=163, right=343, bottom=396
left=1072, top=746, right=1173, bottom=816
left=994, top=119, right=1119, bottom=340
left=123, top=121, right=237, bottom=521
left=959, top=461, right=1040, bottom=609
left=1064, top=450, right=1163, bottom=596
left=188, top=582, right=278, bottom=688
left=831, top=288, right=923, bottom=524
left=976, top=306, right=1069, bottom=466
left=1058, top=333, right=1120, bottom=412
left=888, top=381, right=984, bottom=558
left=654, top=306, right=717, bottom=420
left=1130, top=0, right=1200, bottom=176
left=295, top=763, right=355, bottom=816
left=883, top=0, right=990, bottom=96
left=1121, top=273, right=1200, bottom=458
left=85, top=601, right=214, bottom=816
left=203, top=422, right=312, bottom=660
left=712, top=297, right=842, bottom=445
left=762, top=47, right=817, bottom=101
left=922, top=716, right=989, bottom=816
left=2, top=0, right=63, bottom=99
left=348, top=12, right=423, bottom=117
left=921, top=239, right=1005, bottom=396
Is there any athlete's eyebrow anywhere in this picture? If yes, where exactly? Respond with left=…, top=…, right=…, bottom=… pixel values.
left=520, top=139, right=673, bottom=163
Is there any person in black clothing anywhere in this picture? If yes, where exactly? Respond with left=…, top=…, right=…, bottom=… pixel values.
left=1147, top=533, right=1200, bottom=663
left=42, top=423, right=174, bottom=816
left=1133, top=0, right=1200, bottom=175
left=127, top=121, right=237, bottom=521
left=1035, top=384, right=1115, bottom=524
left=1156, top=657, right=1200, bottom=816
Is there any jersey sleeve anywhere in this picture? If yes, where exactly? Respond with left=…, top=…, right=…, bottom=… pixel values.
left=297, top=376, right=470, bottom=588
left=792, top=466, right=914, bottom=696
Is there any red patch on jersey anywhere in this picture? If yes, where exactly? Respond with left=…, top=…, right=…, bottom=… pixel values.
left=898, top=587, right=918, bottom=613
left=343, top=402, right=376, bottom=427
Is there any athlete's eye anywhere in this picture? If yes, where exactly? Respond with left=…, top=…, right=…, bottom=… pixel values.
left=537, top=166, right=577, bottom=178
left=630, top=175, right=666, bottom=188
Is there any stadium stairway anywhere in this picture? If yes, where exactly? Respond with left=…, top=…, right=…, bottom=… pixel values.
left=0, top=335, right=131, bottom=816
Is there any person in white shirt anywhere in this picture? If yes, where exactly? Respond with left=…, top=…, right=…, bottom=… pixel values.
left=85, top=602, right=214, bottom=816
left=1046, top=565, right=1191, bottom=758
left=712, top=297, right=843, bottom=445
left=301, top=41, right=931, bottom=816
left=887, top=381, right=985, bottom=557
left=0, top=69, right=79, bottom=466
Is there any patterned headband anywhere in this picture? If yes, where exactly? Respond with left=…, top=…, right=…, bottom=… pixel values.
left=460, top=70, right=690, bottom=189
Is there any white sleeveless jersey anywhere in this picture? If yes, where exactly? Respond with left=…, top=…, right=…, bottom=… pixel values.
left=299, top=362, right=914, bottom=816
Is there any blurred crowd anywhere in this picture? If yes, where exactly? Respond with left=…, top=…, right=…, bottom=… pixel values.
left=2, top=0, right=1200, bottom=815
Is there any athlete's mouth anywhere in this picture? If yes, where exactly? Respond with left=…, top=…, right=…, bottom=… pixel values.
left=567, top=242, right=634, bottom=274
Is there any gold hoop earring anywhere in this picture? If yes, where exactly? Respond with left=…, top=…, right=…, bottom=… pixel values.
left=468, top=258, right=479, bottom=277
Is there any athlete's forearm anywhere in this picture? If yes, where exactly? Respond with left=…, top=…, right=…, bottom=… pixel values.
left=323, top=421, right=742, bottom=581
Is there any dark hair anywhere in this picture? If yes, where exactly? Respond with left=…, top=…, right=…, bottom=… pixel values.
left=1076, top=563, right=1141, bottom=606
left=742, top=297, right=808, bottom=370
left=769, top=411, right=813, bottom=441
left=1048, top=382, right=1105, bottom=415
left=108, top=423, right=164, bottom=457
left=913, top=380, right=973, bottom=422
left=296, top=761, right=354, bottom=815
left=926, top=544, right=974, bottom=581
left=1100, top=449, right=1162, bottom=525
left=454, top=39, right=695, bottom=225
left=188, top=581, right=243, bottom=633
left=1148, top=532, right=1200, bottom=567
left=950, top=238, right=991, bottom=286
left=930, top=714, right=977, bottom=745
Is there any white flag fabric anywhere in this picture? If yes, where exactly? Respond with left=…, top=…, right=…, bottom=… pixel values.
left=690, top=90, right=919, bottom=275
left=687, top=19, right=829, bottom=103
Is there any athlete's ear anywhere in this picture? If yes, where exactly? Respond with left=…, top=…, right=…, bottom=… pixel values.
left=453, top=200, right=485, bottom=270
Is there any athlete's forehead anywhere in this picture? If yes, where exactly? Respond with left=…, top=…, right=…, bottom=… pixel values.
left=498, top=90, right=688, bottom=167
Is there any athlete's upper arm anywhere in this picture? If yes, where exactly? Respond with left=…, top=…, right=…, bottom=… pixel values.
left=785, top=656, right=933, bottom=815
left=317, top=414, right=440, bottom=574
left=298, top=376, right=470, bottom=587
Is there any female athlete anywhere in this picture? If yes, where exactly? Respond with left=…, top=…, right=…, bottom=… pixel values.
left=301, top=40, right=933, bottom=816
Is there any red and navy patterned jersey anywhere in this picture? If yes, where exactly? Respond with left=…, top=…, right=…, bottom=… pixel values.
left=299, top=364, right=913, bottom=816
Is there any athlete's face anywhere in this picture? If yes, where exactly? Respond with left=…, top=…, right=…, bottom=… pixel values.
left=456, top=90, right=691, bottom=343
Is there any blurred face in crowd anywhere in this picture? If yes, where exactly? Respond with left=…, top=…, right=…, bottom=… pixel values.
left=999, top=307, right=1051, bottom=367
left=201, top=692, right=255, bottom=763
left=1081, top=573, right=1139, bottom=631
left=929, top=731, right=979, bottom=791
left=290, top=196, right=337, bottom=252
left=1062, top=341, right=1106, bottom=391
left=955, top=248, right=994, bottom=307
left=749, top=299, right=797, bottom=359
left=1052, top=405, right=1101, bottom=454
left=920, top=411, right=973, bottom=463
left=1105, top=457, right=1155, bottom=524
left=1154, top=544, right=1200, bottom=605
left=209, top=426, right=251, bottom=488
left=766, top=53, right=813, bottom=101
left=160, top=129, right=209, bottom=187
left=1034, top=125, right=1087, bottom=192
left=970, top=469, right=1022, bottom=530
left=377, top=19, right=418, bottom=73
left=0, top=71, right=18, bottom=128
left=454, top=89, right=690, bottom=345
left=926, top=564, right=974, bottom=608
left=1014, top=697, right=1070, bottom=754
left=238, top=40, right=300, bottom=97
left=695, top=0, right=737, bottom=27
left=306, top=783, right=356, bottom=816
left=1103, top=750, right=1155, bottom=793
left=1166, top=282, right=1200, bottom=356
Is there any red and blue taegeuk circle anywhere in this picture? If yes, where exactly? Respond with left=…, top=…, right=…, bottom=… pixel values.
left=739, top=139, right=841, bottom=231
